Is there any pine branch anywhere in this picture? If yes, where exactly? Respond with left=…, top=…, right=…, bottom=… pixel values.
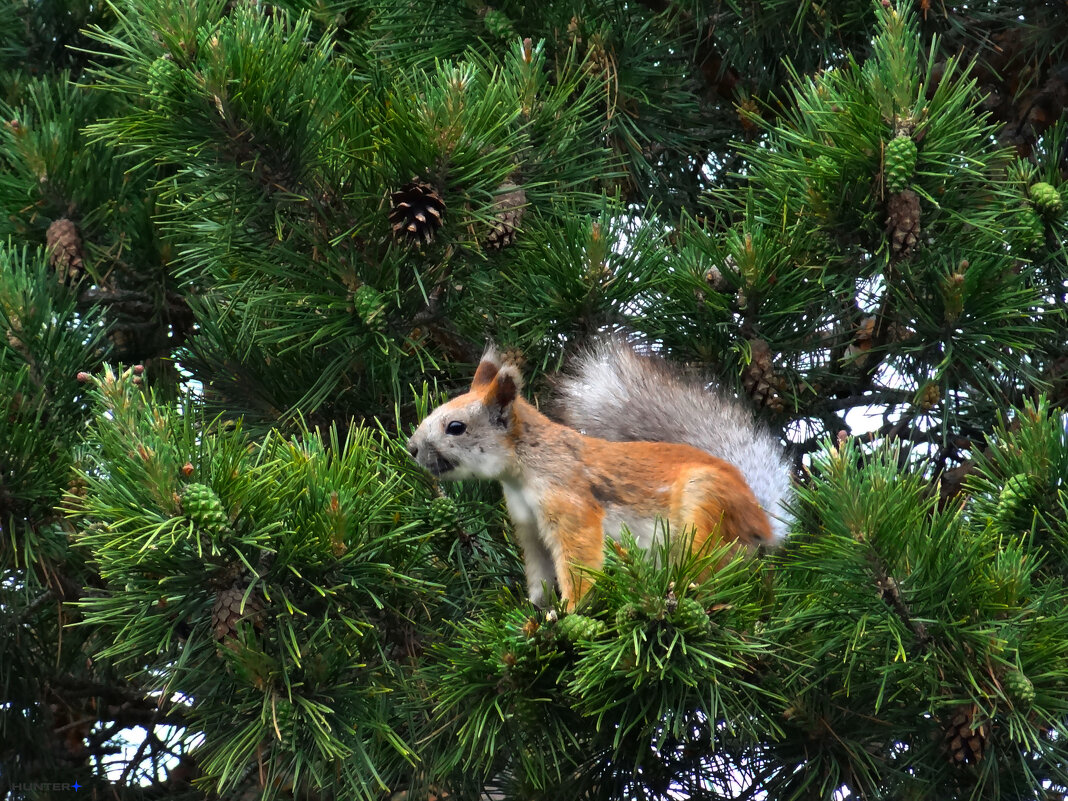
left=819, top=388, right=914, bottom=412
left=867, top=555, right=931, bottom=652
left=49, top=674, right=189, bottom=729
left=409, top=284, right=481, bottom=365
left=15, top=587, right=55, bottom=622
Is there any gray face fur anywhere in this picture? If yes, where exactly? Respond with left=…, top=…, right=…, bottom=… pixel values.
left=406, top=356, right=520, bottom=482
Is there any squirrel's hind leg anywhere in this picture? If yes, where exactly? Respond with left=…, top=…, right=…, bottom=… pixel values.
left=542, top=498, right=606, bottom=609
left=674, top=466, right=772, bottom=555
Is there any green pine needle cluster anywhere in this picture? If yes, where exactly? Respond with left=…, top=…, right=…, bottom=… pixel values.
left=71, top=369, right=455, bottom=798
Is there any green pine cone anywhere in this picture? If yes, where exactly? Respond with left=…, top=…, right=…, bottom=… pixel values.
left=884, top=135, right=918, bottom=194
left=672, top=597, right=710, bottom=634
left=814, top=154, right=836, bottom=177
left=615, top=602, right=642, bottom=633
left=1004, top=668, right=1035, bottom=705
left=182, top=483, right=229, bottom=535
left=641, top=596, right=668, bottom=621
left=483, top=8, right=517, bottom=39
left=354, top=284, right=386, bottom=330
left=427, top=495, right=459, bottom=530
left=555, top=613, right=580, bottom=641
left=1029, top=182, right=1063, bottom=219
left=146, top=56, right=180, bottom=104
left=996, top=473, right=1031, bottom=521
left=1015, top=206, right=1046, bottom=252
left=558, top=613, right=604, bottom=642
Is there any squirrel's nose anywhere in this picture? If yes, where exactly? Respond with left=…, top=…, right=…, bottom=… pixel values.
left=406, top=441, right=419, bottom=459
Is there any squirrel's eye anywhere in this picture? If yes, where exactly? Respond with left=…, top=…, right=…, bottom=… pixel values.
left=445, top=421, right=467, bottom=435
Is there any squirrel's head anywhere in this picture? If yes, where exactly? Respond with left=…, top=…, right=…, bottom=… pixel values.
left=406, top=346, right=523, bottom=481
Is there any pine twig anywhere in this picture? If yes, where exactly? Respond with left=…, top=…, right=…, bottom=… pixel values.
left=409, top=284, right=481, bottom=364
left=866, top=551, right=931, bottom=651
left=16, top=588, right=55, bottom=623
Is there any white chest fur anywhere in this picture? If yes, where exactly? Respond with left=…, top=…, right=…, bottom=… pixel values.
left=500, top=479, right=539, bottom=531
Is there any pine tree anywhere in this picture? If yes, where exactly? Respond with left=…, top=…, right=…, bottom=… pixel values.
left=1, top=0, right=1066, bottom=799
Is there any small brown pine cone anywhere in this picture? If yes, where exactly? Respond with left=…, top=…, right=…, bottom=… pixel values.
left=737, top=96, right=761, bottom=134
left=484, top=181, right=527, bottom=250
left=742, top=338, right=785, bottom=412
left=46, top=218, right=84, bottom=284
left=943, top=704, right=987, bottom=765
left=500, top=346, right=526, bottom=370
left=585, top=37, right=612, bottom=81
left=886, top=189, right=921, bottom=258
left=917, top=381, right=941, bottom=411
left=212, top=585, right=263, bottom=641
left=389, top=179, right=445, bottom=245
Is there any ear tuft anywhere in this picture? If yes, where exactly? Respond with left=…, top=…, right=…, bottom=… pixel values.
left=498, top=362, right=523, bottom=394
left=471, top=343, right=502, bottom=389
left=485, top=363, right=522, bottom=412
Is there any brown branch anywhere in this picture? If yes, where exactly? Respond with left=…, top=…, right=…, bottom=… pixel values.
left=931, top=21, right=1068, bottom=157
left=873, top=569, right=931, bottom=651
left=819, top=388, right=913, bottom=413
left=119, top=727, right=152, bottom=787
left=78, top=287, right=192, bottom=320
left=861, top=539, right=932, bottom=652
left=48, top=675, right=189, bottom=730
left=407, top=284, right=481, bottom=365
left=16, top=588, right=55, bottom=623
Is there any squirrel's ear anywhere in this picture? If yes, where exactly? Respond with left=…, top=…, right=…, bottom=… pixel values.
left=483, top=363, right=522, bottom=415
left=471, top=344, right=502, bottom=390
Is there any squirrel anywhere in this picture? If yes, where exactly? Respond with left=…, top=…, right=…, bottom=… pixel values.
left=406, top=338, right=792, bottom=608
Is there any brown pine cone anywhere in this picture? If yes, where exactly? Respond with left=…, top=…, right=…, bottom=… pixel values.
left=943, top=704, right=987, bottom=765
left=741, top=338, right=786, bottom=412
left=46, top=218, right=84, bottom=284
left=212, top=584, right=263, bottom=642
left=389, top=179, right=445, bottom=245
left=886, top=189, right=921, bottom=258
left=484, top=181, right=526, bottom=250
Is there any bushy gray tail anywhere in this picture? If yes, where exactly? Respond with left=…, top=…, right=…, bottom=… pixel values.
left=554, top=338, right=792, bottom=542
